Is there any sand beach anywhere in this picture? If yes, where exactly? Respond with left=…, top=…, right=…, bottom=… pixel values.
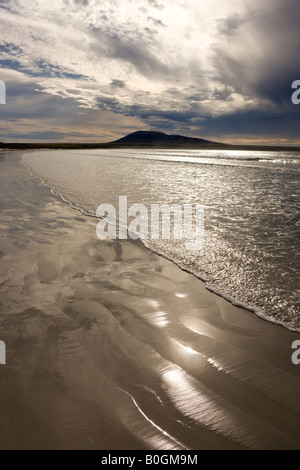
left=0, top=152, right=299, bottom=450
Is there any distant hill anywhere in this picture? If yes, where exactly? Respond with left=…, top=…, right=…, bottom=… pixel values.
left=110, top=131, right=227, bottom=148
left=1, top=131, right=300, bottom=152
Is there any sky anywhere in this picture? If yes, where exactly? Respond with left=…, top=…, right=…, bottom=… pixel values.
left=0, top=0, right=299, bottom=144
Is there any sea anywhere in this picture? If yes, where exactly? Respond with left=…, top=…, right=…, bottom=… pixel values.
left=22, top=148, right=300, bottom=331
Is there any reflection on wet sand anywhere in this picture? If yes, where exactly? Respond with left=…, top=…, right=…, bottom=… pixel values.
left=0, top=153, right=299, bottom=450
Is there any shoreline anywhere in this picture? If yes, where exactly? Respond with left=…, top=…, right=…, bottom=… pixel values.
left=2, top=142, right=300, bottom=152
left=143, top=243, right=300, bottom=335
left=22, top=152, right=300, bottom=335
left=0, top=151, right=300, bottom=449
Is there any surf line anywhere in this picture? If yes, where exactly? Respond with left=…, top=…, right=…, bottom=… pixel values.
left=96, top=195, right=205, bottom=251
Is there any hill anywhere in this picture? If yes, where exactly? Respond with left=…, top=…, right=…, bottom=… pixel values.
left=0, top=132, right=300, bottom=152
left=110, top=131, right=227, bottom=148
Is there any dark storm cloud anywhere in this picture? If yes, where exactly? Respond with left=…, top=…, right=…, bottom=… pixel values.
left=87, top=22, right=172, bottom=80
left=212, top=87, right=234, bottom=102
left=188, top=93, right=207, bottom=102
left=103, top=33, right=171, bottom=78
left=0, top=1, right=12, bottom=13
left=141, top=106, right=300, bottom=142
left=214, top=0, right=300, bottom=106
left=217, top=14, right=243, bottom=37
left=1, top=80, right=80, bottom=120
left=146, top=0, right=164, bottom=10
left=5, top=129, right=97, bottom=140
left=110, top=79, right=126, bottom=88
left=96, top=94, right=204, bottom=125
left=73, top=0, right=89, bottom=5
left=147, top=16, right=166, bottom=27
left=198, top=105, right=300, bottom=142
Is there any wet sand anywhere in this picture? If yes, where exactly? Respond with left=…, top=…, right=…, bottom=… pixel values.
left=0, top=152, right=299, bottom=450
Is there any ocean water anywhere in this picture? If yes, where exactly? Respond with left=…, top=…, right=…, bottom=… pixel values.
left=22, top=148, right=300, bottom=330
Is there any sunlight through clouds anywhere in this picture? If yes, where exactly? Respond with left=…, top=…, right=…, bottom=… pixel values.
left=0, top=0, right=299, bottom=143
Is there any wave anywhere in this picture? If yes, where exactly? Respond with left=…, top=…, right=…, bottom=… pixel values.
left=75, top=149, right=300, bottom=172
left=21, top=156, right=300, bottom=334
